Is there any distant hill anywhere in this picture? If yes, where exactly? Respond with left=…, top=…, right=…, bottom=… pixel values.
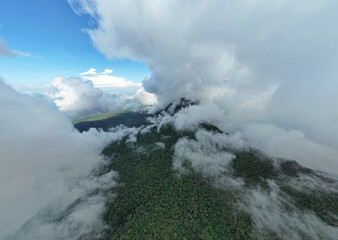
left=73, top=112, right=125, bottom=124
left=74, top=111, right=151, bottom=132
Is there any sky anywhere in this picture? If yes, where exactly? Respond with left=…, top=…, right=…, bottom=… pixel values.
left=0, top=0, right=150, bottom=93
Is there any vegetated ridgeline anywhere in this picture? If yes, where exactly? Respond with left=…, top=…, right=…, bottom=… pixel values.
left=74, top=103, right=338, bottom=240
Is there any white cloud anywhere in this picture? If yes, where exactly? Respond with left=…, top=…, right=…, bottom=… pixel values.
left=101, top=68, right=113, bottom=74
left=80, top=67, right=97, bottom=75
left=69, top=0, right=338, bottom=174
left=173, top=129, right=248, bottom=183
left=80, top=67, right=141, bottom=88
left=0, top=79, right=127, bottom=239
left=48, top=74, right=157, bottom=118
left=131, top=87, right=157, bottom=106
left=241, top=123, right=338, bottom=175
left=50, top=76, right=124, bottom=119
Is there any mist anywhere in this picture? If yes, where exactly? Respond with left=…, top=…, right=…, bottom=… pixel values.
left=168, top=122, right=338, bottom=239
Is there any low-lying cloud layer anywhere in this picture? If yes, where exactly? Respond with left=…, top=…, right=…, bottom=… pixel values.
left=0, top=79, right=131, bottom=239
left=70, top=0, right=338, bottom=174
left=151, top=105, right=338, bottom=175
left=50, top=76, right=123, bottom=119
left=49, top=75, right=157, bottom=119
left=170, top=125, right=338, bottom=239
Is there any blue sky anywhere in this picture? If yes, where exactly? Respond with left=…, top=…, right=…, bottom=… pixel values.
left=0, top=0, right=150, bottom=92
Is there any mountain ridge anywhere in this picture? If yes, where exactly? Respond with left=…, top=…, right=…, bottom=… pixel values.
left=73, top=107, right=338, bottom=239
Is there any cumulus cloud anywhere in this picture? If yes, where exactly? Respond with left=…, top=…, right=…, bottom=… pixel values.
left=80, top=67, right=141, bottom=88
left=69, top=0, right=338, bottom=174
left=50, top=76, right=123, bottom=119
left=131, top=87, right=157, bottom=106
left=80, top=67, right=98, bottom=75
left=101, top=68, right=113, bottom=74
left=0, top=79, right=131, bottom=239
left=48, top=75, right=157, bottom=119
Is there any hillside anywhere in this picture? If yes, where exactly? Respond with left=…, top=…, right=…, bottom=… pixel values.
left=74, top=111, right=151, bottom=132
left=74, top=110, right=338, bottom=240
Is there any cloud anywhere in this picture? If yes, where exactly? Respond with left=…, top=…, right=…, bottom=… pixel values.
left=131, top=87, right=157, bottom=106
left=101, top=68, right=113, bottom=74
left=0, top=79, right=128, bottom=239
left=80, top=67, right=98, bottom=75
left=69, top=0, right=338, bottom=174
left=80, top=67, right=141, bottom=88
left=49, top=76, right=124, bottom=119
left=12, top=50, right=41, bottom=58
left=149, top=101, right=338, bottom=175
left=0, top=38, right=40, bottom=58
left=241, top=123, right=338, bottom=175
left=241, top=180, right=338, bottom=240
left=49, top=74, right=157, bottom=118
left=173, top=128, right=247, bottom=187
left=0, top=38, right=17, bottom=57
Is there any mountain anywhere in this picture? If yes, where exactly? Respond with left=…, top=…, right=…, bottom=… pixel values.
left=74, top=108, right=338, bottom=240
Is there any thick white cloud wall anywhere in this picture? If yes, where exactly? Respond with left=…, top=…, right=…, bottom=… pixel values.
left=0, top=80, right=120, bottom=239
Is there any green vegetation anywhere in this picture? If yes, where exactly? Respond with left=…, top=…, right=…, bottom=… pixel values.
left=232, top=151, right=278, bottom=188
left=282, top=186, right=338, bottom=227
left=74, top=113, right=338, bottom=239
left=73, top=111, right=126, bottom=124
left=74, top=111, right=150, bottom=132
left=98, top=125, right=299, bottom=239
left=101, top=126, right=256, bottom=239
